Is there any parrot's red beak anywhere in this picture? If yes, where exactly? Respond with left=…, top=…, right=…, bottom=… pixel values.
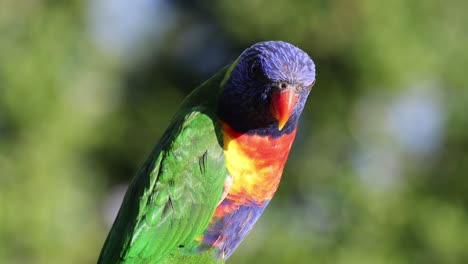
left=270, top=88, right=299, bottom=131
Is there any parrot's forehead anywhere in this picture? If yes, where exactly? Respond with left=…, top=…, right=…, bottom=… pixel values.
left=241, top=41, right=316, bottom=87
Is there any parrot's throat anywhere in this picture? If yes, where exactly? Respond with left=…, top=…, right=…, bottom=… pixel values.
left=220, top=122, right=297, bottom=203
left=196, top=122, right=297, bottom=259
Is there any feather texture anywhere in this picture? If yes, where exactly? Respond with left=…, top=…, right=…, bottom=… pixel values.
left=98, top=70, right=229, bottom=264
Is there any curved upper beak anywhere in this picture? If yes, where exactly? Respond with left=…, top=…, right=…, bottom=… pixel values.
left=270, top=85, right=299, bottom=131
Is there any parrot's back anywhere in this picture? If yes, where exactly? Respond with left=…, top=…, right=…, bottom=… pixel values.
left=98, top=70, right=229, bottom=264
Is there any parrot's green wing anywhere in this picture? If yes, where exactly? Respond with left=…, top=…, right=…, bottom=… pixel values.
left=98, top=70, right=229, bottom=264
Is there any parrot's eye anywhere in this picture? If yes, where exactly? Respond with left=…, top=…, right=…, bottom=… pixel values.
left=249, top=62, right=267, bottom=82
left=250, top=63, right=260, bottom=76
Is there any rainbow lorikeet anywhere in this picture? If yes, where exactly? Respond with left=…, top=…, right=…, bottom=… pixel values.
left=98, top=41, right=316, bottom=264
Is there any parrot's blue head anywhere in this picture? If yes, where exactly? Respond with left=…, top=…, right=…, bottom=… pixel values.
left=219, top=41, right=316, bottom=137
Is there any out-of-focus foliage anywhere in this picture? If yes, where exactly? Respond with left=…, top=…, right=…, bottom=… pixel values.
left=1, top=0, right=468, bottom=263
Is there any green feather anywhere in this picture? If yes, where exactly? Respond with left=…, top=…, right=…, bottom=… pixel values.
left=98, top=67, right=230, bottom=264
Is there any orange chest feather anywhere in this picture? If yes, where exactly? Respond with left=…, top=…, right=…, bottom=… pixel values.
left=221, top=123, right=297, bottom=204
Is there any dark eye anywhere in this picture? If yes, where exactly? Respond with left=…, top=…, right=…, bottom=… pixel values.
left=250, top=63, right=260, bottom=76
left=249, top=62, right=267, bottom=82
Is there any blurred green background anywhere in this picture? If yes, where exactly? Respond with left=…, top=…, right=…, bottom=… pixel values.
left=1, top=0, right=468, bottom=263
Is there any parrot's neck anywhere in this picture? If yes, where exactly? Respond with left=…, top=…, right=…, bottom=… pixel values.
left=220, top=122, right=297, bottom=203
left=196, top=122, right=297, bottom=260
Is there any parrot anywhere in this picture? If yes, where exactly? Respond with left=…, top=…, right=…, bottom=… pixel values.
left=98, top=41, right=316, bottom=264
